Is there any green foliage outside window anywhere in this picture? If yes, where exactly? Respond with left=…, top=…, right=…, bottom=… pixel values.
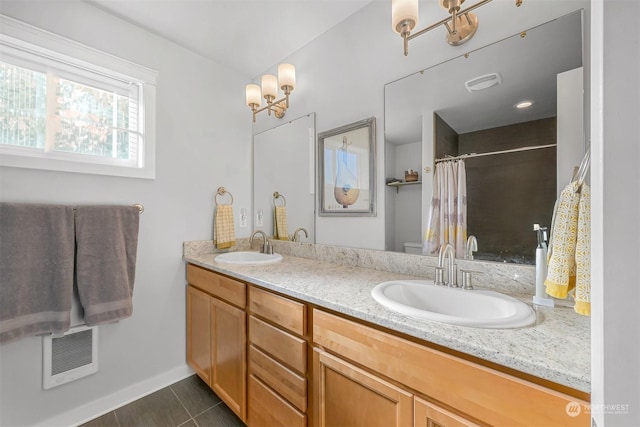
left=0, top=62, right=134, bottom=160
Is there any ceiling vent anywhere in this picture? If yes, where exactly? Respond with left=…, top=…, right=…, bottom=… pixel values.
left=464, top=73, right=502, bottom=93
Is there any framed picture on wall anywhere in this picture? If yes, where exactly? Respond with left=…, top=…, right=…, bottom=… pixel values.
left=318, top=117, right=376, bottom=216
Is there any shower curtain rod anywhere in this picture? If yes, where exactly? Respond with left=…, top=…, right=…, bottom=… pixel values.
left=434, top=143, right=557, bottom=163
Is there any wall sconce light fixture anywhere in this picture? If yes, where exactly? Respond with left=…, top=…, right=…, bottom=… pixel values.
left=392, top=0, right=523, bottom=56
left=245, top=64, right=296, bottom=122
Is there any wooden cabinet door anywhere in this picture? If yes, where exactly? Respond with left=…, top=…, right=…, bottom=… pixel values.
left=313, top=349, right=412, bottom=427
left=414, top=397, right=481, bottom=427
left=186, top=285, right=211, bottom=384
left=211, top=297, right=247, bottom=422
left=249, top=374, right=306, bottom=427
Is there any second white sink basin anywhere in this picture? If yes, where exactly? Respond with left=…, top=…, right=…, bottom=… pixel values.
left=215, top=251, right=283, bottom=265
left=371, top=280, right=536, bottom=329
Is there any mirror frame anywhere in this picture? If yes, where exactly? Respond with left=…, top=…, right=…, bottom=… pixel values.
left=318, top=117, right=377, bottom=216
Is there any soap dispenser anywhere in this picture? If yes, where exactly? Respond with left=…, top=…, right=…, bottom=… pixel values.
left=533, top=224, right=554, bottom=307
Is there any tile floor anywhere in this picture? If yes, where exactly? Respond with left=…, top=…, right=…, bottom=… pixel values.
left=80, top=375, right=245, bottom=427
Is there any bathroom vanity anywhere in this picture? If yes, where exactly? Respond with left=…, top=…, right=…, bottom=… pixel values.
left=184, top=242, right=590, bottom=427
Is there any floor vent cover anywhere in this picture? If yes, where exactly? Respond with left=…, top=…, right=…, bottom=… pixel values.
left=42, top=325, right=98, bottom=389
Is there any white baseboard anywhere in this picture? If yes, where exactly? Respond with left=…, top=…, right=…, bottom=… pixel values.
left=33, top=364, right=194, bottom=427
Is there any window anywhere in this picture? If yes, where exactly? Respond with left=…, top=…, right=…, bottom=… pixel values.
left=0, top=16, right=157, bottom=178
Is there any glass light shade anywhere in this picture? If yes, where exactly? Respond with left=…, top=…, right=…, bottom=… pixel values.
left=278, top=64, right=296, bottom=90
left=392, top=0, right=418, bottom=34
left=261, top=74, right=278, bottom=99
left=245, top=84, right=261, bottom=107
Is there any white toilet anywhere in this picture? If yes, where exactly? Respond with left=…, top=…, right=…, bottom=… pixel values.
left=403, top=242, right=423, bottom=255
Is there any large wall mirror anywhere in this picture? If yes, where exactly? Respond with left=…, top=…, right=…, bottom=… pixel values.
left=385, top=10, right=585, bottom=264
left=253, top=113, right=316, bottom=242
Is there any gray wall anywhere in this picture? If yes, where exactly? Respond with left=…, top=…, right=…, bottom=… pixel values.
left=596, top=1, right=640, bottom=425
left=0, top=2, right=252, bottom=425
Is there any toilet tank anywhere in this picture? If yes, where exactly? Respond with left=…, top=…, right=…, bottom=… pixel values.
left=403, top=242, right=423, bottom=255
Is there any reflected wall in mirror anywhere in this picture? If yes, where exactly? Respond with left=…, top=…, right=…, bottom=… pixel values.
left=253, top=113, right=316, bottom=243
left=385, top=10, right=585, bottom=264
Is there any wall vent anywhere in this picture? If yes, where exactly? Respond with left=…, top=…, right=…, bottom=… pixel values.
left=42, top=325, right=98, bottom=389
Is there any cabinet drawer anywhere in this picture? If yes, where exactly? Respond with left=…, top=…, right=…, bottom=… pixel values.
left=249, top=286, right=306, bottom=336
left=249, top=374, right=306, bottom=427
left=187, top=264, right=245, bottom=308
left=249, top=315, right=307, bottom=374
left=249, top=344, right=307, bottom=412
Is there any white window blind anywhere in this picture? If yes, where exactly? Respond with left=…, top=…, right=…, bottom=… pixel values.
left=0, top=16, right=157, bottom=179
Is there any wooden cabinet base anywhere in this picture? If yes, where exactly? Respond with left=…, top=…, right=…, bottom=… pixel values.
left=313, top=309, right=589, bottom=427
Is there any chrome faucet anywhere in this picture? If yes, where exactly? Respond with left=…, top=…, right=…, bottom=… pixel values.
left=291, top=227, right=309, bottom=242
left=250, top=230, right=272, bottom=254
left=465, top=235, right=478, bottom=260
left=437, top=243, right=458, bottom=287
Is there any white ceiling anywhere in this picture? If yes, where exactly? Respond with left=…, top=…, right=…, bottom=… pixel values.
left=88, top=0, right=373, bottom=77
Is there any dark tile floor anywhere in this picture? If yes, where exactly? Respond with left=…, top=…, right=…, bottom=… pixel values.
left=81, top=375, right=245, bottom=427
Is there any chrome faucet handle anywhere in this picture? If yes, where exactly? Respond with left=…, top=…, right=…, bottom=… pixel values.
left=460, top=269, right=482, bottom=290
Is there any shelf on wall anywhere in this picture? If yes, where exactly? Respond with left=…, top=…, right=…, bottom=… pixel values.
left=386, top=181, right=421, bottom=193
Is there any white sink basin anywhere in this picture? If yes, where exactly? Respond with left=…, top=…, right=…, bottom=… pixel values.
left=371, top=280, right=536, bottom=329
left=215, top=251, right=283, bottom=265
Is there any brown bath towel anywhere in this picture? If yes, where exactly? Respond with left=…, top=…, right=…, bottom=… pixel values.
left=0, top=203, right=75, bottom=344
left=75, top=205, right=139, bottom=326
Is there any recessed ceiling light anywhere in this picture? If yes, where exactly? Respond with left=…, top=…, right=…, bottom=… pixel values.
left=515, top=100, right=534, bottom=109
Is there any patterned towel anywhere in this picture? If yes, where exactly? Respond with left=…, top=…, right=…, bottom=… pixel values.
left=545, top=181, right=591, bottom=316
left=574, top=184, right=591, bottom=315
left=545, top=181, right=581, bottom=298
left=274, top=206, right=288, bottom=241
left=214, top=205, right=236, bottom=249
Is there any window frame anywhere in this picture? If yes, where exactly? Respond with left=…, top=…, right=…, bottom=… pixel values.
left=0, top=16, right=157, bottom=179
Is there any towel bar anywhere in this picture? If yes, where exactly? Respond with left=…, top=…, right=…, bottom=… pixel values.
left=273, top=192, right=287, bottom=207
left=215, top=187, right=234, bottom=206
left=71, top=204, right=144, bottom=214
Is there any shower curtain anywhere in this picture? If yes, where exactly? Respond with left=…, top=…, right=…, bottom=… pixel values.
left=423, top=160, right=467, bottom=258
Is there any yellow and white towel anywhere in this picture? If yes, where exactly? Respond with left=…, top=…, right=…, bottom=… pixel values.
left=574, top=184, right=591, bottom=315
left=274, top=206, right=288, bottom=241
left=545, top=181, right=591, bottom=315
left=214, top=205, right=236, bottom=249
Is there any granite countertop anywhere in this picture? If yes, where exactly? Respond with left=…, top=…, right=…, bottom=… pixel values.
left=183, top=251, right=590, bottom=394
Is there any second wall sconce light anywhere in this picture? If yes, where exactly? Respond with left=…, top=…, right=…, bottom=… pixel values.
left=392, top=0, right=523, bottom=56
left=246, top=64, right=296, bottom=122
